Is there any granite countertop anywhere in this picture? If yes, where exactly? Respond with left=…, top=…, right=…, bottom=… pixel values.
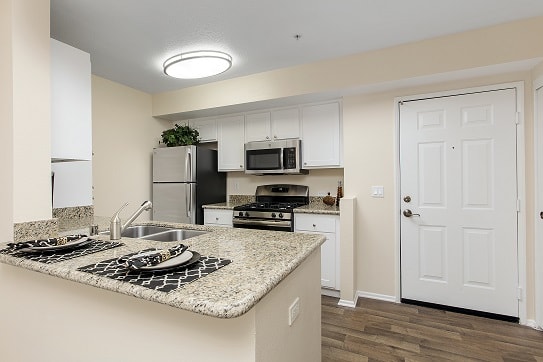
left=0, top=221, right=324, bottom=319
left=203, top=200, right=340, bottom=215
left=293, top=203, right=340, bottom=215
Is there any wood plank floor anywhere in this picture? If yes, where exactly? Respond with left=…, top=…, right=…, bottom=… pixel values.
left=322, top=295, right=543, bottom=361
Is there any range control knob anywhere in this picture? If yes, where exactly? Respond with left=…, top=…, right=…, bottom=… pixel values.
left=278, top=213, right=283, bottom=218
left=238, top=211, right=244, bottom=217
left=244, top=212, right=250, bottom=217
left=271, top=213, right=276, bottom=218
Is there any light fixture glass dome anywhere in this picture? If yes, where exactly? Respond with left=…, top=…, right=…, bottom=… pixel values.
left=163, top=50, right=232, bottom=79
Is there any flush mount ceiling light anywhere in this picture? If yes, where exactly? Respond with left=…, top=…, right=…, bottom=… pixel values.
left=163, top=50, right=232, bottom=79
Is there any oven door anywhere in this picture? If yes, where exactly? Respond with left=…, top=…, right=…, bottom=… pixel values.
left=232, top=218, right=293, bottom=232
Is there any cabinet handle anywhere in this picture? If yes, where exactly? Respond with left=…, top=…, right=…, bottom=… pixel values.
left=312, top=224, right=316, bottom=228
left=273, top=135, right=277, bottom=139
left=215, top=217, right=219, bottom=221
left=266, top=136, right=270, bottom=140
left=240, top=165, right=243, bottom=168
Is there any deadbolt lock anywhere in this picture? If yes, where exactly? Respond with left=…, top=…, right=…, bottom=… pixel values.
left=403, top=196, right=411, bottom=203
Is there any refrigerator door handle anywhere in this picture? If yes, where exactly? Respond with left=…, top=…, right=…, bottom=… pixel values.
left=185, top=183, right=190, bottom=218
left=185, top=149, right=191, bottom=182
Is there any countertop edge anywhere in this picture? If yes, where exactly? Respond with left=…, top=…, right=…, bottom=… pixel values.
left=0, top=223, right=325, bottom=319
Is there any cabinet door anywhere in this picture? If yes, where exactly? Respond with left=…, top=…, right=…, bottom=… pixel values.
left=204, top=209, right=233, bottom=227
left=51, top=161, right=93, bottom=208
left=301, top=102, right=341, bottom=168
left=51, top=39, right=92, bottom=161
left=245, top=112, right=271, bottom=142
left=217, top=115, right=245, bottom=171
left=189, top=118, right=217, bottom=142
left=294, top=213, right=339, bottom=290
left=271, top=108, right=300, bottom=140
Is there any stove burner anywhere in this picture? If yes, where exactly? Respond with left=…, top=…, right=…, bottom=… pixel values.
left=235, top=202, right=304, bottom=211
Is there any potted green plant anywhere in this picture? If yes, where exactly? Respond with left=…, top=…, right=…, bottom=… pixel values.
left=160, top=124, right=200, bottom=147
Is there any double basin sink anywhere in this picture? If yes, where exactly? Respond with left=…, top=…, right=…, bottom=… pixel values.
left=100, top=225, right=207, bottom=242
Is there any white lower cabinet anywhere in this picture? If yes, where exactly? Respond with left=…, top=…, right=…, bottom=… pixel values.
left=204, top=209, right=233, bottom=227
left=294, top=213, right=340, bottom=290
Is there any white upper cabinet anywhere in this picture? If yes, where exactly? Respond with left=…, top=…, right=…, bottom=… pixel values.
left=189, top=118, right=217, bottom=142
left=245, top=108, right=300, bottom=142
left=217, top=115, right=245, bottom=171
left=271, top=108, right=300, bottom=140
left=301, top=101, right=342, bottom=168
left=50, top=39, right=92, bottom=161
left=245, top=112, right=271, bottom=142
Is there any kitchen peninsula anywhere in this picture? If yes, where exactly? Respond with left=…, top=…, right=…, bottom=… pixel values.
left=0, top=222, right=324, bottom=362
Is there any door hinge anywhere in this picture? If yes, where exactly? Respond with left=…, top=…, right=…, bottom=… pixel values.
left=517, top=199, right=521, bottom=212
left=517, top=286, right=523, bottom=301
left=515, top=112, right=521, bottom=125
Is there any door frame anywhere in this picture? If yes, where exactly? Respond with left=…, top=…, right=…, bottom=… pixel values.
left=393, top=82, right=527, bottom=324
left=534, top=76, right=543, bottom=330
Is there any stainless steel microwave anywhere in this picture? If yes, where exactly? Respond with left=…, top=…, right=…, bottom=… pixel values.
left=244, top=139, right=308, bottom=175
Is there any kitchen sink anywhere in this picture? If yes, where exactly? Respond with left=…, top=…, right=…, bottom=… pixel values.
left=100, top=225, right=172, bottom=238
left=141, top=229, right=207, bottom=242
left=100, top=225, right=207, bottom=241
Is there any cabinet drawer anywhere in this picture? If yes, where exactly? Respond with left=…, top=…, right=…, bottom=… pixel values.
left=294, top=214, right=336, bottom=233
left=204, top=209, right=233, bottom=226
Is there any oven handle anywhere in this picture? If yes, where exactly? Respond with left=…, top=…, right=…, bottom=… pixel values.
left=232, top=218, right=292, bottom=228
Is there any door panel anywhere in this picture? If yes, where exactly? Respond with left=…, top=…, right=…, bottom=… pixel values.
left=152, top=146, right=191, bottom=182
left=152, top=183, right=191, bottom=224
left=400, top=88, right=518, bottom=317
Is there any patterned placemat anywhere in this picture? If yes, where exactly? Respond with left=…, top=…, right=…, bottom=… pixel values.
left=77, top=251, right=232, bottom=293
left=0, top=240, right=124, bottom=264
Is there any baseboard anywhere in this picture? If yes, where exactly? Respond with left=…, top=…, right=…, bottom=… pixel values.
left=320, top=288, right=340, bottom=298
left=357, top=291, right=396, bottom=303
left=338, top=298, right=357, bottom=308
left=525, top=319, right=543, bottom=330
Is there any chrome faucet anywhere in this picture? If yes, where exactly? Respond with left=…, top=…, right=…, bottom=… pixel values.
left=109, top=201, right=153, bottom=240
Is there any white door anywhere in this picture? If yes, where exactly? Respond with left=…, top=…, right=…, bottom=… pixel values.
left=400, top=88, right=519, bottom=317
left=536, top=84, right=543, bottom=328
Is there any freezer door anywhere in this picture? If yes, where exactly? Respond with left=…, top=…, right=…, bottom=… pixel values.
left=152, top=183, right=196, bottom=224
left=152, top=146, right=196, bottom=182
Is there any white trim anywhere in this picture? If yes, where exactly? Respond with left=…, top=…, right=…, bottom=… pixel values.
left=321, top=288, right=340, bottom=299
left=526, top=319, right=543, bottom=331
left=338, top=299, right=357, bottom=308
left=534, top=76, right=543, bottom=330
left=394, top=82, right=528, bottom=324
left=357, top=291, right=397, bottom=303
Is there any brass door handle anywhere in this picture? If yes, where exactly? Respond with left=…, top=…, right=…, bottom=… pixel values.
left=403, top=209, right=420, bottom=217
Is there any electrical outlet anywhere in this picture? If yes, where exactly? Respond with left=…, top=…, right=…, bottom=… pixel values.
left=288, top=297, right=300, bottom=326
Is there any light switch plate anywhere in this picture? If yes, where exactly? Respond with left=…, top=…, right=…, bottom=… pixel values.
left=371, top=186, right=384, bottom=198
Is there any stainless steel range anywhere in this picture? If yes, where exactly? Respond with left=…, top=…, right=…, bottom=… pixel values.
left=232, top=184, right=309, bottom=232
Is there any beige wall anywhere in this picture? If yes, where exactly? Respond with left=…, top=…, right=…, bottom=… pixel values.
left=227, top=169, right=343, bottom=197
left=92, top=76, right=170, bottom=220
left=1, top=0, right=51, bottom=242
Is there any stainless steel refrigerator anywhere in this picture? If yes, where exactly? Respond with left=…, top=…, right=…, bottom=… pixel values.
left=152, top=146, right=226, bottom=224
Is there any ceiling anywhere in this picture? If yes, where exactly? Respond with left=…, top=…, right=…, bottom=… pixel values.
left=51, top=0, right=543, bottom=95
